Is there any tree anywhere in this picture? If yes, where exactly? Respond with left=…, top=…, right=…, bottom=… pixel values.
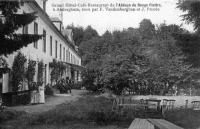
left=101, top=29, right=148, bottom=95
left=12, top=52, right=27, bottom=91
left=82, top=25, right=99, bottom=41
left=177, top=0, right=200, bottom=32
left=139, top=19, right=155, bottom=39
left=0, top=1, right=42, bottom=55
left=66, top=24, right=84, bottom=46
left=176, top=1, right=200, bottom=68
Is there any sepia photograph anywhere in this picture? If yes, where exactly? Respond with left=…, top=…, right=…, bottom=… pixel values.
left=0, top=0, right=200, bottom=129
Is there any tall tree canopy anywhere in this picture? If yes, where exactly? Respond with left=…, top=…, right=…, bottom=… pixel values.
left=70, top=19, right=196, bottom=95
left=0, top=1, right=42, bottom=55
left=177, top=0, right=200, bottom=32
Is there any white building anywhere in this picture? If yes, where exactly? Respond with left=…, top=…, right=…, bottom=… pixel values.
left=1, top=0, right=83, bottom=93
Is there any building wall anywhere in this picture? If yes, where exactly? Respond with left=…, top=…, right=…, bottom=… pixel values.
left=3, top=1, right=81, bottom=92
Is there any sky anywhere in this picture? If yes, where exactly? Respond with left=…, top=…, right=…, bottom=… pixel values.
left=46, top=0, right=194, bottom=35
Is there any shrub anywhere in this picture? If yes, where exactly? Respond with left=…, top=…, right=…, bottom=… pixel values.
left=12, top=52, right=27, bottom=92
left=72, top=82, right=82, bottom=89
left=45, top=84, right=54, bottom=95
left=12, top=92, right=31, bottom=105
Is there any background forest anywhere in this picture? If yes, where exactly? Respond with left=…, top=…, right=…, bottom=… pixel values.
left=66, top=1, right=200, bottom=95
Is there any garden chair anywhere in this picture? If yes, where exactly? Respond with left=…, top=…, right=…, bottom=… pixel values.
left=168, top=99, right=175, bottom=110
left=161, top=99, right=168, bottom=116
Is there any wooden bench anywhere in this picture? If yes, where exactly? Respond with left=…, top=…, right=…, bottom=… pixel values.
left=148, top=119, right=184, bottom=129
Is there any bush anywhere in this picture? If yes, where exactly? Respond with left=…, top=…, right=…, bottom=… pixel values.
left=45, top=84, right=54, bottom=95
left=11, top=91, right=31, bottom=106
left=72, top=82, right=82, bottom=90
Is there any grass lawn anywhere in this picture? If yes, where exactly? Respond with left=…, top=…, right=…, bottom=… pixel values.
left=1, top=95, right=200, bottom=129
left=0, top=96, right=131, bottom=129
left=165, top=109, right=200, bottom=129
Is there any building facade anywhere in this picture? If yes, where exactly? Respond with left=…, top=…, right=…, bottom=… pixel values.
left=1, top=0, right=82, bottom=93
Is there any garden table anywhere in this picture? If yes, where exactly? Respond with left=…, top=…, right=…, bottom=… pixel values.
left=145, top=99, right=161, bottom=111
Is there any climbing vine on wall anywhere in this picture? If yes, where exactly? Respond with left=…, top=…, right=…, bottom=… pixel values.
left=0, top=56, right=9, bottom=74
left=37, top=60, right=44, bottom=85
left=49, top=59, right=66, bottom=83
left=26, top=59, right=36, bottom=86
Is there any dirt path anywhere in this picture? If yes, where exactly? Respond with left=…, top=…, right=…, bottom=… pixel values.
left=7, top=89, right=87, bottom=114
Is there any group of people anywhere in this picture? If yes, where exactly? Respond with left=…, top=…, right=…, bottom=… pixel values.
left=56, top=77, right=74, bottom=94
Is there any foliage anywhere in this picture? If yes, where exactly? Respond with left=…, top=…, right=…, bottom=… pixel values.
left=29, top=82, right=41, bottom=91
left=138, top=19, right=155, bottom=39
left=26, top=59, right=36, bottom=86
left=72, top=19, right=196, bottom=95
left=72, top=82, right=82, bottom=89
left=49, top=59, right=66, bottom=83
left=177, top=0, right=200, bottom=32
left=66, top=24, right=84, bottom=46
left=54, top=78, right=71, bottom=93
left=0, top=56, right=9, bottom=74
left=45, top=84, right=54, bottom=95
left=82, top=69, right=103, bottom=93
left=12, top=52, right=27, bottom=91
left=12, top=92, right=31, bottom=105
left=37, top=60, right=43, bottom=84
left=0, top=1, right=42, bottom=55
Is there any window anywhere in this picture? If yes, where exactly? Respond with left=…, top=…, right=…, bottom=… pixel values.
left=50, top=36, right=52, bottom=56
left=22, top=12, right=28, bottom=34
left=43, top=30, right=46, bottom=52
left=63, top=47, right=65, bottom=61
left=69, top=52, right=71, bottom=63
left=66, top=50, right=68, bottom=62
left=33, top=22, right=38, bottom=48
left=60, top=44, right=62, bottom=60
left=55, top=40, right=58, bottom=58
left=70, top=54, right=72, bottom=63
left=22, top=24, right=28, bottom=34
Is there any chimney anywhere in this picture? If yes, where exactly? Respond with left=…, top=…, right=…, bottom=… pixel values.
left=43, top=0, right=48, bottom=12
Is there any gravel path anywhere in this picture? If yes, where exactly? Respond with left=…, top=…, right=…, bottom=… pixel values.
left=7, top=89, right=87, bottom=114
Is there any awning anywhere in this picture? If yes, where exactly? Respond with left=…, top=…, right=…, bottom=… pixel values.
left=63, top=62, right=85, bottom=71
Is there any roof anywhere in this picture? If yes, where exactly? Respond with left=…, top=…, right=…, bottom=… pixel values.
left=62, top=29, right=75, bottom=46
left=27, top=1, right=81, bottom=59
left=50, top=17, right=61, bottom=22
